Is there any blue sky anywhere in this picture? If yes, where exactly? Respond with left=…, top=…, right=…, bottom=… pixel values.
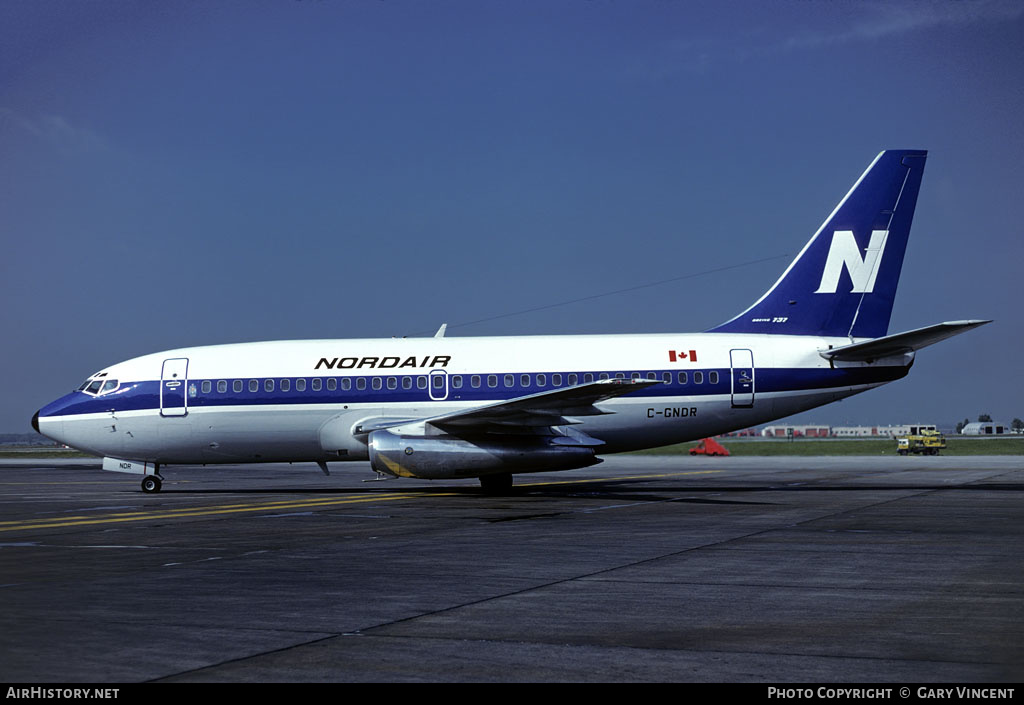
left=3, top=0, right=1022, bottom=432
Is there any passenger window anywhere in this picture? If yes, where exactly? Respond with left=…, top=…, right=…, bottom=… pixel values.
left=201, top=381, right=211, bottom=394
left=357, top=378, right=366, bottom=390
left=568, top=373, right=578, bottom=385
left=694, top=371, right=704, bottom=384
left=471, top=375, right=481, bottom=388
left=342, top=378, right=352, bottom=391
left=218, top=380, right=227, bottom=393
left=599, top=373, right=610, bottom=381
left=265, top=379, right=275, bottom=392
left=296, top=379, right=306, bottom=392
left=233, top=380, right=243, bottom=393
left=504, top=374, right=514, bottom=388
left=678, top=372, right=687, bottom=384
left=709, top=371, right=719, bottom=384
left=631, top=372, right=640, bottom=380
left=432, top=375, right=444, bottom=389
left=663, top=372, right=671, bottom=384
left=387, top=377, right=397, bottom=390
left=487, top=375, right=497, bottom=388
left=281, top=379, right=291, bottom=392
left=249, top=380, right=259, bottom=392
left=647, top=372, right=656, bottom=380
left=327, top=378, right=337, bottom=391
left=552, top=374, right=561, bottom=386
left=452, top=375, right=462, bottom=389
left=312, top=378, right=322, bottom=391
left=417, top=376, right=427, bottom=390
left=521, top=374, right=530, bottom=387
left=584, top=373, right=594, bottom=383
left=402, top=377, right=412, bottom=390
left=615, top=373, right=625, bottom=379
left=372, top=377, right=382, bottom=390
left=537, top=374, right=546, bottom=386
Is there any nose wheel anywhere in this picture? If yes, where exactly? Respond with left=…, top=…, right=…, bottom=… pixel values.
left=141, top=475, right=163, bottom=493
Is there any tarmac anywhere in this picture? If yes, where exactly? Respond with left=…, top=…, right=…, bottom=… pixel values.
left=1, top=454, right=1022, bottom=683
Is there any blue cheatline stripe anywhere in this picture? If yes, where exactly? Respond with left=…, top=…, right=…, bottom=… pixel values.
left=38, top=366, right=907, bottom=418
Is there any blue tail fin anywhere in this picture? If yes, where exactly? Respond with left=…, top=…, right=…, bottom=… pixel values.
left=707, top=150, right=927, bottom=339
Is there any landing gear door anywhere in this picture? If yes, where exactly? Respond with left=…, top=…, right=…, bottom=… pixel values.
left=161, top=358, right=189, bottom=417
left=730, top=349, right=754, bottom=408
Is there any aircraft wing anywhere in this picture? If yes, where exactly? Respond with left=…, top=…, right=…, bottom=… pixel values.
left=356, top=378, right=662, bottom=435
left=820, top=320, right=991, bottom=362
left=432, top=378, right=662, bottom=428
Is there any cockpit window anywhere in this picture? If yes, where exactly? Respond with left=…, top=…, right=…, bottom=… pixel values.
left=80, top=376, right=120, bottom=395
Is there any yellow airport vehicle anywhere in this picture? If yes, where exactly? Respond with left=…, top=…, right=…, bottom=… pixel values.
left=896, top=429, right=946, bottom=456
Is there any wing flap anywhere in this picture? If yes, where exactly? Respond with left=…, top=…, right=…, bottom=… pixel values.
left=360, top=378, right=662, bottom=435
left=429, top=378, right=662, bottom=430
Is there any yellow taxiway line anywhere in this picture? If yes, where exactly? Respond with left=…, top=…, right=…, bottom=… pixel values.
left=0, top=470, right=721, bottom=533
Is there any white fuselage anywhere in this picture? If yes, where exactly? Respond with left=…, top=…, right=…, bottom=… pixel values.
left=36, top=332, right=909, bottom=468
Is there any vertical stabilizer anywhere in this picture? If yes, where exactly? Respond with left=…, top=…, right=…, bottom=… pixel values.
left=707, top=150, right=927, bottom=339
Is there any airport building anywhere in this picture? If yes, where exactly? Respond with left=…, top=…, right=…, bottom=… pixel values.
left=831, top=426, right=883, bottom=437
left=760, top=425, right=831, bottom=438
left=960, top=422, right=1008, bottom=435
left=761, top=424, right=938, bottom=438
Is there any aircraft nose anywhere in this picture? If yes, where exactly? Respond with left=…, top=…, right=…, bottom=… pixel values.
left=31, top=411, right=39, bottom=433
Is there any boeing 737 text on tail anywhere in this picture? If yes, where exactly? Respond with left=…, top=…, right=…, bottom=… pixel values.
left=34, top=150, right=989, bottom=493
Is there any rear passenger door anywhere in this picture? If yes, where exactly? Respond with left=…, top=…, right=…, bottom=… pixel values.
left=729, top=349, right=754, bottom=408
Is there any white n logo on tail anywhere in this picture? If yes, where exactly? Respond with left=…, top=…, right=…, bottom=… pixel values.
left=815, top=230, right=888, bottom=294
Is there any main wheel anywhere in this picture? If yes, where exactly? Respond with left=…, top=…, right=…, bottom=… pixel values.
left=479, top=473, right=513, bottom=495
left=141, top=475, right=162, bottom=493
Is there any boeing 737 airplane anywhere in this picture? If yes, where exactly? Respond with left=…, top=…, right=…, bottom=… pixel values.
left=33, top=150, right=989, bottom=493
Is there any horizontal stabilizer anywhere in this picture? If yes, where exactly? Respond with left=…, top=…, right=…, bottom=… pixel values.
left=820, top=320, right=991, bottom=362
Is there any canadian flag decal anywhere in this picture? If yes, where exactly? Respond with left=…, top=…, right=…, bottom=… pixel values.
left=668, top=350, right=698, bottom=363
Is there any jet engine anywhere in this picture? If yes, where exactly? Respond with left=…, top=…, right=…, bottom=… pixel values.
left=367, top=429, right=600, bottom=480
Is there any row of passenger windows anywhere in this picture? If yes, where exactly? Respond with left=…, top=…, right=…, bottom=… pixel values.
left=192, top=370, right=720, bottom=396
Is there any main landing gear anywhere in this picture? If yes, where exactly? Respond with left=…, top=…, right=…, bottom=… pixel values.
left=479, top=473, right=514, bottom=495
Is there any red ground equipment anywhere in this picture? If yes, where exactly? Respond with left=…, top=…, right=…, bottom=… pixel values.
left=689, top=438, right=731, bottom=456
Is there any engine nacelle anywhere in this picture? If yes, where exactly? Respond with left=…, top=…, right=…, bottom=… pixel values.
left=368, top=430, right=601, bottom=480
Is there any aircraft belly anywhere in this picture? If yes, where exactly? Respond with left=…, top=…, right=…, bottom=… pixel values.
left=184, top=407, right=331, bottom=464
left=585, top=397, right=755, bottom=452
left=87, top=407, right=338, bottom=465
left=120, top=414, right=163, bottom=459
left=767, top=382, right=887, bottom=419
left=585, top=383, right=890, bottom=453
left=59, top=415, right=123, bottom=458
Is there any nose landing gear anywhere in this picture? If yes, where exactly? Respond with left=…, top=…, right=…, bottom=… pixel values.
left=141, top=466, right=163, bottom=493
left=141, top=476, right=162, bottom=493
